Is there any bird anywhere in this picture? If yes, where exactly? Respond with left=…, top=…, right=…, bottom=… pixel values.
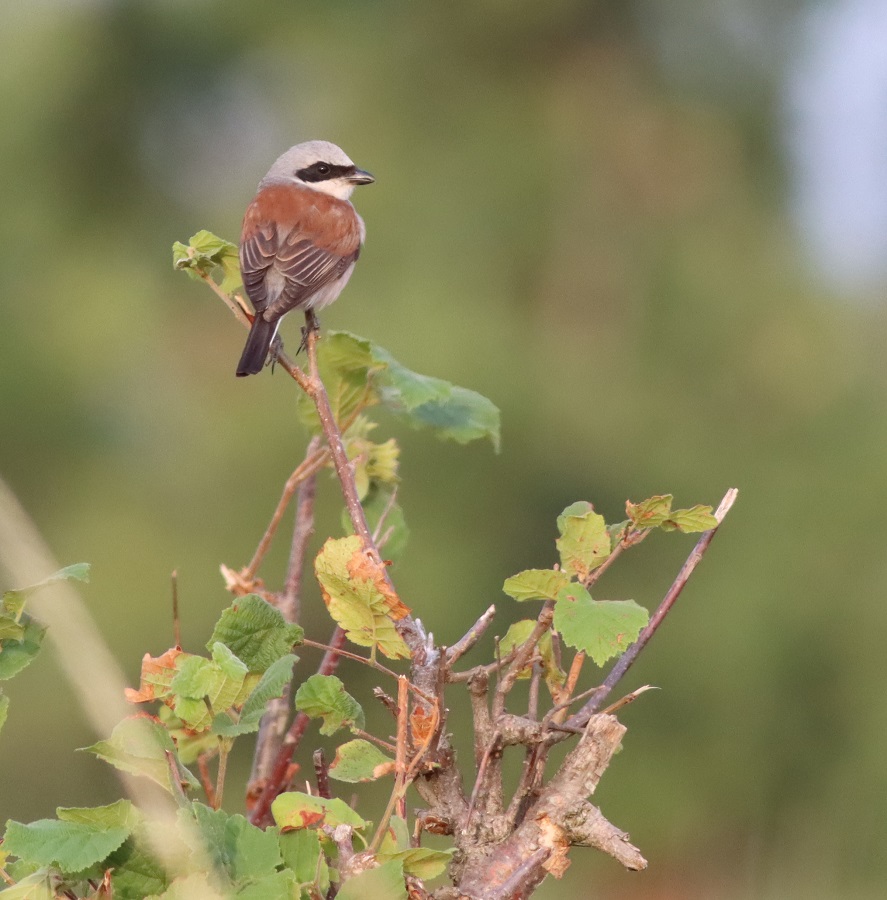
left=235, top=140, right=374, bottom=376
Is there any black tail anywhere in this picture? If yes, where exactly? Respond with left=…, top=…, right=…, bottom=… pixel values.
left=236, top=317, right=277, bottom=376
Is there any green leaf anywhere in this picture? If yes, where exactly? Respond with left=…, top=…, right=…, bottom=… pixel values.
left=185, top=804, right=282, bottom=886
left=213, top=654, right=297, bottom=738
left=82, top=715, right=199, bottom=794
left=296, top=331, right=500, bottom=450
left=0, top=618, right=46, bottom=681
left=0, top=870, right=56, bottom=899
left=295, top=674, right=364, bottom=736
left=106, top=839, right=169, bottom=900
left=234, top=871, right=297, bottom=899
left=661, top=505, right=719, bottom=533
left=0, top=615, right=25, bottom=642
left=554, top=584, right=649, bottom=666
left=3, top=818, right=129, bottom=873
left=502, top=569, right=571, bottom=602
left=314, top=536, right=410, bottom=660
left=337, top=859, right=407, bottom=900
left=278, top=829, right=329, bottom=891
left=328, top=740, right=394, bottom=783
left=370, top=341, right=500, bottom=451
left=172, top=230, right=241, bottom=293
left=0, top=691, right=8, bottom=735
left=271, top=792, right=367, bottom=833
left=377, top=847, right=455, bottom=880
left=56, top=800, right=138, bottom=832
left=625, top=495, right=674, bottom=529
left=556, top=503, right=611, bottom=580
left=208, top=596, right=303, bottom=673
left=146, top=871, right=222, bottom=899
left=377, top=815, right=410, bottom=854
left=170, top=643, right=253, bottom=732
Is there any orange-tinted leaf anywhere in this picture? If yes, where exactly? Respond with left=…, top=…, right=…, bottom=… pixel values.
left=124, top=648, right=183, bottom=703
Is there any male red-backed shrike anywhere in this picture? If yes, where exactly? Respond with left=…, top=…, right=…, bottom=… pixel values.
left=235, top=140, right=374, bottom=376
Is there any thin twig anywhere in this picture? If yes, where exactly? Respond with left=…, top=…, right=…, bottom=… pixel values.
left=197, top=752, right=217, bottom=808
left=243, top=446, right=329, bottom=582
left=527, top=661, right=542, bottom=721
left=370, top=677, right=410, bottom=852
left=493, top=601, right=555, bottom=720
left=446, top=604, right=496, bottom=666
left=248, top=454, right=320, bottom=807
left=215, top=741, right=230, bottom=810
left=171, top=569, right=181, bottom=649
left=249, top=626, right=348, bottom=826
left=465, top=728, right=502, bottom=824
left=567, top=488, right=738, bottom=729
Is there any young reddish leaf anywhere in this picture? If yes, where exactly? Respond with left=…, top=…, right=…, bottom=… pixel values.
left=82, top=715, right=199, bottom=794
left=555, top=504, right=611, bottom=580
left=294, top=674, right=365, bottom=736
left=314, top=536, right=410, bottom=660
left=328, top=739, right=395, bottom=783
left=503, top=569, right=571, bottom=602
left=124, top=647, right=183, bottom=704
left=337, top=859, right=407, bottom=900
left=271, top=792, right=367, bottom=833
left=208, top=595, right=303, bottom=673
left=553, top=584, right=649, bottom=667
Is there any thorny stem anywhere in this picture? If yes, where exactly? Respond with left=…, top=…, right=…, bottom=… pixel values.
left=567, top=487, right=739, bottom=729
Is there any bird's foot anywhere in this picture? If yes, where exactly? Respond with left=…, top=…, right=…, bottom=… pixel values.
left=268, top=334, right=284, bottom=373
left=298, top=311, right=320, bottom=356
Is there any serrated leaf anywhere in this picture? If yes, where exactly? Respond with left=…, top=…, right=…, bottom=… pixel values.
left=499, top=621, right=565, bottom=694
left=337, top=859, right=406, bottom=900
left=503, top=569, right=571, bottom=602
left=296, top=332, right=500, bottom=450
left=57, top=800, right=138, bottom=832
left=208, top=596, right=303, bottom=673
left=172, top=231, right=241, bottom=293
left=625, top=495, right=674, bottom=529
left=328, top=740, right=394, bottom=783
left=271, top=792, right=367, bottom=833
left=82, top=715, right=199, bottom=794
left=556, top=504, right=611, bottom=580
left=377, top=846, right=455, bottom=880
left=278, top=829, right=329, bottom=891
left=213, top=653, right=297, bottom=738
left=554, top=584, right=648, bottom=666
left=661, top=505, right=719, bottom=533
left=295, top=674, right=364, bottom=736
left=184, top=804, right=282, bottom=886
left=156, top=705, right=219, bottom=765
left=0, top=618, right=46, bottom=681
left=3, top=818, right=129, bottom=873
left=314, top=536, right=410, bottom=660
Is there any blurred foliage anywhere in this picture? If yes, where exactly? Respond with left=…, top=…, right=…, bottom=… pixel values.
left=1, top=1, right=886, bottom=898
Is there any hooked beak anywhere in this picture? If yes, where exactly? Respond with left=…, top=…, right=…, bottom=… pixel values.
left=348, top=168, right=375, bottom=185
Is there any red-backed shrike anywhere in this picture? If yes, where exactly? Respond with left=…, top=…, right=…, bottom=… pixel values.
left=236, top=140, right=374, bottom=376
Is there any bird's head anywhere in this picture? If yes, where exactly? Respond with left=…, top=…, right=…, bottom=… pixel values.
left=260, top=140, right=374, bottom=200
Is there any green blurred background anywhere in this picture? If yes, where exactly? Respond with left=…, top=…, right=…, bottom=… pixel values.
left=2, top=1, right=886, bottom=897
